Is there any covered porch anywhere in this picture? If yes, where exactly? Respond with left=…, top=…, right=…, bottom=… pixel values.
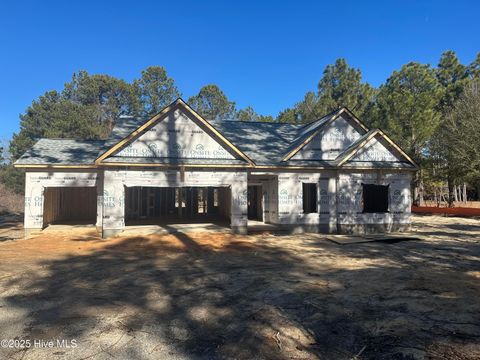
left=247, top=173, right=279, bottom=230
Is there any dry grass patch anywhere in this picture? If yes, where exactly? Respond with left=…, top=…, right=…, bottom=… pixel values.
left=0, top=183, right=23, bottom=214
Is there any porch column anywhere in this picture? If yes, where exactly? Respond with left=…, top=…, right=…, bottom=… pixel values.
left=319, top=176, right=338, bottom=233
left=96, top=171, right=104, bottom=230
left=24, top=172, right=44, bottom=237
left=231, top=172, right=248, bottom=234
left=102, top=170, right=125, bottom=238
left=326, top=177, right=337, bottom=233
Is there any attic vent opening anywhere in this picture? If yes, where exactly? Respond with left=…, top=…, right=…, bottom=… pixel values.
left=362, top=184, right=389, bottom=213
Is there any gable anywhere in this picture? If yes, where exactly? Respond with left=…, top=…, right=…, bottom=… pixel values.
left=90, top=100, right=414, bottom=170
left=94, top=99, right=257, bottom=166
left=111, top=108, right=236, bottom=160
left=344, top=136, right=408, bottom=165
left=291, top=115, right=364, bottom=160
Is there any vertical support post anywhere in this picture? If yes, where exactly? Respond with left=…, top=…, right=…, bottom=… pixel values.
left=102, top=170, right=125, bottom=238
left=96, top=171, right=104, bottom=231
left=271, top=176, right=279, bottom=224
left=24, top=172, right=44, bottom=237
left=335, top=174, right=341, bottom=233
left=178, top=188, right=183, bottom=217
left=277, top=174, right=297, bottom=227
left=326, top=177, right=337, bottom=233
left=230, top=172, right=248, bottom=234
left=261, top=185, right=265, bottom=223
left=378, top=170, right=391, bottom=231
left=318, top=176, right=338, bottom=234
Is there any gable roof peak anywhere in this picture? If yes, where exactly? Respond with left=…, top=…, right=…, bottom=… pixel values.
left=95, top=97, right=255, bottom=166
left=334, top=128, right=419, bottom=168
left=297, top=107, right=342, bottom=130
left=282, top=106, right=370, bottom=162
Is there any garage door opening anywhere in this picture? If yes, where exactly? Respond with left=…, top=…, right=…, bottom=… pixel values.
left=43, top=187, right=97, bottom=227
left=125, top=186, right=231, bottom=226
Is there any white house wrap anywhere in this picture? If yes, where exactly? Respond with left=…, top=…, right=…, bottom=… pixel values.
left=15, top=98, right=417, bottom=238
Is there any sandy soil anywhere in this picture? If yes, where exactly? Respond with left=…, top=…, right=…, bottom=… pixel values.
left=0, top=215, right=479, bottom=359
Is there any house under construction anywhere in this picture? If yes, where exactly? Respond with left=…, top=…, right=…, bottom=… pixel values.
left=14, top=98, right=417, bottom=238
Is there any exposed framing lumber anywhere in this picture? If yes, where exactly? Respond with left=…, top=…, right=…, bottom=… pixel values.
left=43, top=187, right=97, bottom=225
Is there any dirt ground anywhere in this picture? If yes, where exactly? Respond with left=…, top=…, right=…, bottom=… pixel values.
left=0, top=213, right=23, bottom=241
left=0, top=215, right=479, bottom=359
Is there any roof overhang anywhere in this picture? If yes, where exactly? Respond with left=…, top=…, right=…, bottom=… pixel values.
left=13, top=164, right=98, bottom=169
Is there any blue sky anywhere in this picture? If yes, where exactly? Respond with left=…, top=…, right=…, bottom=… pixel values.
left=0, top=0, right=478, bottom=140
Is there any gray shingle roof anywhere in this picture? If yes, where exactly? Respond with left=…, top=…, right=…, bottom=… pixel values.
left=100, top=116, right=308, bottom=166
left=210, top=120, right=303, bottom=166
left=96, top=115, right=148, bottom=158
left=14, top=110, right=416, bottom=170
left=14, top=118, right=306, bottom=166
left=15, top=139, right=105, bottom=165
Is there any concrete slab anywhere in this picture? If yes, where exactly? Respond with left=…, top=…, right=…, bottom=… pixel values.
left=326, top=233, right=420, bottom=245
left=43, top=224, right=97, bottom=231
left=121, top=222, right=231, bottom=237
left=247, top=220, right=281, bottom=233
left=39, top=221, right=231, bottom=238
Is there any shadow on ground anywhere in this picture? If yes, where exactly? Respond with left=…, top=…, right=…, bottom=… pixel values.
left=1, top=216, right=480, bottom=359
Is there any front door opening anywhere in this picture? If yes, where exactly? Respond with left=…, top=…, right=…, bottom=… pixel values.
left=247, top=185, right=263, bottom=221
left=302, top=183, right=318, bottom=214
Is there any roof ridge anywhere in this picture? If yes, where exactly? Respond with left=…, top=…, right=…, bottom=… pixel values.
left=37, top=138, right=105, bottom=141
left=210, top=119, right=298, bottom=125
left=298, top=107, right=342, bottom=130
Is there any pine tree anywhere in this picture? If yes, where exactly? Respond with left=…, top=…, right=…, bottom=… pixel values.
left=133, top=66, right=181, bottom=117
left=187, top=85, right=236, bottom=120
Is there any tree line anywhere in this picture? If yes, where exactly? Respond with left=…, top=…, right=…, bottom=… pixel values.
left=2, top=51, right=480, bottom=205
